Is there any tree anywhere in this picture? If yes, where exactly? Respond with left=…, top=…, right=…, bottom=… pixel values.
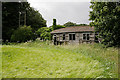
left=2, top=2, right=20, bottom=42
left=77, top=24, right=88, bottom=26
left=63, top=21, right=76, bottom=27
left=89, top=2, right=120, bottom=47
left=26, top=7, right=47, bottom=31
left=36, top=27, right=52, bottom=40
left=54, top=25, right=65, bottom=30
left=2, top=2, right=46, bottom=42
left=11, top=26, right=34, bottom=42
left=64, top=22, right=88, bottom=27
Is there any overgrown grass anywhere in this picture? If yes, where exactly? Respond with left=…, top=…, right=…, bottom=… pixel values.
left=2, top=40, right=118, bottom=78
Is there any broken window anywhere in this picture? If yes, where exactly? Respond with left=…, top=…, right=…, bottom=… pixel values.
left=69, top=34, right=75, bottom=40
left=87, top=34, right=90, bottom=40
left=73, top=34, right=75, bottom=40
left=69, top=34, right=72, bottom=40
left=83, top=33, right=90, bottom=40
left=83, top=34, right=86, bottom=40
left=63, top=34, right=65, bottom=40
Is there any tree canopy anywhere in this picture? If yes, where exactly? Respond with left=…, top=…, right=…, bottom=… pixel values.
left=2, top=2, right=46, bottom=42
left=36, top=27, right=52, bottom=40
left=89, top=2, right=120, bottom=47
left=26, top=7, right=46, bottom=31
left=63, top=22, right=76, bottom=27
left=63, top=21, right=88, bottom=27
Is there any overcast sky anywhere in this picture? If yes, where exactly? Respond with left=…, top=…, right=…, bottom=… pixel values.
left=28, top=0, right=91, bottom=27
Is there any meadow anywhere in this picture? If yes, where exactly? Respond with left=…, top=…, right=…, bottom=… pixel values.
left=1, top=40, right=118, bottom=78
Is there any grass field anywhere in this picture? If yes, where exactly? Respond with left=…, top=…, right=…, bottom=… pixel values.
left=2, top=40, right=118, bottom=78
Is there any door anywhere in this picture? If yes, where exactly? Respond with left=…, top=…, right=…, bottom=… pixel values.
left=54, top=37, right=57, bottom=45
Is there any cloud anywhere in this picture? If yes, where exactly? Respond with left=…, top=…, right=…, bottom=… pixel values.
left=28, top=0, right=91, bottom=2
left=28, top=1, right=91, bottom=27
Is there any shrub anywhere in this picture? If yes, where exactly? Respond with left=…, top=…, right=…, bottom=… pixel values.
left=52, top=25, right=65, bottom=30
left=11, top=26, right=34, bottom=42
left=36, top=27, right=52, bottom=41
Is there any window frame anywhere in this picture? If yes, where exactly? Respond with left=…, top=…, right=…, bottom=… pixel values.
left=69, top=33, right=76, bottom=40
left=63, top=34, right=66, bottom=40
left=82, top=33, right=90, bottom=40
left=87, top=34, right=90, bottom=40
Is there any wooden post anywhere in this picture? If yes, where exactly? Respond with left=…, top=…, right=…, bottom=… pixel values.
left=24, top=11, right=26, bottom=25
left=19, top=12, right=21, bottom=27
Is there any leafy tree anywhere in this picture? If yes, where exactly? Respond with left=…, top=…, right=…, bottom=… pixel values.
left=52, top=25, right=65, bottom=30
left=77, top=24, right=88, bottom=26
left=64, top=22, right=88, bottom=27
left=2, top=2, right=46, bottom=42
left=89, top=2, right=120, bottom=47
left=11, top=26, right=34, bottom=42
left=36, top=27, right=52, bottom=40
left=2, top=2, right=20, bottom=42
left=63, top=21, right=76, bottom=27
left=26, top=7, right=47, bottom=31
left=55, top=25, right=65, bottom=30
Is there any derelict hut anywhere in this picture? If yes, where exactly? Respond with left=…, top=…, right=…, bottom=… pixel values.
left=50, top=26, right=99, bottom=45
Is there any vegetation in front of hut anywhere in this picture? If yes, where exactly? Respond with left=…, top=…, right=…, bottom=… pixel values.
left=2, top=40, right=118, bottom=78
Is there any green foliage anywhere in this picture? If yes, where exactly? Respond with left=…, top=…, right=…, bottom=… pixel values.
left=63, top=21, right=76, bottom=27
left=2, top=2, right=46, bottom=42
left=89, top=2, right=120, bottom=47
left=26, top=7, right=47, bottom=31
left=11, top=26, right=34, bottom=42
left=2, top=2, right=21, bottom=41
left=2, top=41, right=118, bottom=78
left=36, top=18, right=65, bottom=40
left=77, top=24, right=88, bottom=26
left=36, top=27, right=52, bottom=40
left=52, top=25, right=65, bottom=30
left=63, top=21, right=88, bottom=27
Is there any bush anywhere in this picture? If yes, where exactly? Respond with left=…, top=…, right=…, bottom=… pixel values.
left=36, top=27, right=52, bottom=41
left=52, top=25, right=65, bottom=30
left=11, top=26, right=34, bottom=42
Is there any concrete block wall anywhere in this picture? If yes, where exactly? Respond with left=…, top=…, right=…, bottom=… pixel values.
left=52, top=31, right=99, bottom=44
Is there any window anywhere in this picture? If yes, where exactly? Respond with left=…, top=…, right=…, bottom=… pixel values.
left=69, top=34, right=76, bottom=40
left=69, top=34, right=72, bottom=40
left=73, top=34, right=75, bottom=40
left=87, top=34, right=90, bottom=40
left=83, top=34, right=86, bottom=40
left=83, top=33, right=90, bottom=40
left=63, top=34, right=65, bottom=40
left=54, top=34, right=56, bottom=37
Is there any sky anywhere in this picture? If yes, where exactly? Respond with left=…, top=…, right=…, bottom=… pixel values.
left=28, top=0, right=91, bottom=27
